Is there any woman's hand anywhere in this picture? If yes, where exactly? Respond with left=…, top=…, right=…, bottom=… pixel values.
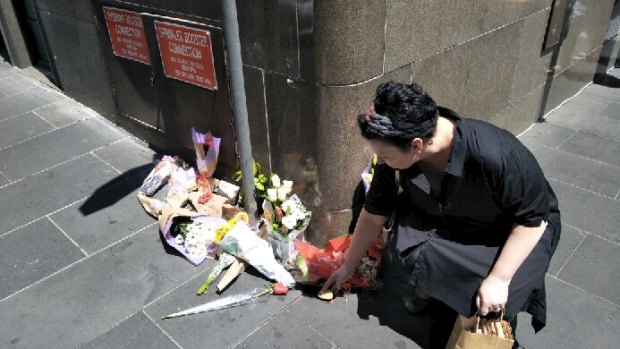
left=476, top=274, right=510, bottom=316
left=320, top=263, right=356, bottom=294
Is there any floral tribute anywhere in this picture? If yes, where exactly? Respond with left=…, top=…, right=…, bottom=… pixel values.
left=233, top=160, right=311, bottom=264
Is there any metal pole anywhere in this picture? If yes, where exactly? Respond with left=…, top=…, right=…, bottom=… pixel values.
left=221, top=0, right=257, bottom=220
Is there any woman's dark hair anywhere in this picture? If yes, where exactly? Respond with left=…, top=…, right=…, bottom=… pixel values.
left=358, top=81, right=438, bottom=150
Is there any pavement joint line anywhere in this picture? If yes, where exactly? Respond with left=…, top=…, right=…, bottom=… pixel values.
left=79, top=310, right=140, bottom=349
left=0, top=117, right=87, bottom=152
left=90, top=151, right=123, bottom=175
left=555, top=222, right=620, bottom=247
left=547, top=177, right=616, bottom=200
left=142, top=310, right=185, bottom=349
left=532, top=141, right=620, bottom=169
left=0, top=98, right=63, bottom=125
left=46, top=216, right=89, bottom=257
left=0, top=168, right=10, bottom=182
left=553, top=232, right=586, bottom=277
left=553, top=129, right=578, bottom=150
left=547, top=274, right=620, bottom=309
left=0, top=194, right=92, bottom=238
left=142, top=267, right=208, bottom=309
left=309, top=324, right=340, bottom=349
left=615, top=190, right=619, bottom=201
left=15, top=137, right=127, bottom=182
left=31, top=109, right=58, bottom=128
left=0, top=222, right=155, bottom=305
left=229, top=293, right=306, bottom=349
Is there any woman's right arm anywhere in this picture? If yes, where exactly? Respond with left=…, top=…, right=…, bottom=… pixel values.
left=320, top=208, right=387, bottom=293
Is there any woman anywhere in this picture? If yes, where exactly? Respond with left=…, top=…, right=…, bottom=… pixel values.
left=321, top=81, right=561, bottom=347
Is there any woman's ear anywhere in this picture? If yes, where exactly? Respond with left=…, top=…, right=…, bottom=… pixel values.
left=411, top=138, right=424, bottom=151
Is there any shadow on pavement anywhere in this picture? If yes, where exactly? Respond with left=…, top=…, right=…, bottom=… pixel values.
left=355, top=239, right=457, bottom=349
left=78, top=163, right=153, bottom=216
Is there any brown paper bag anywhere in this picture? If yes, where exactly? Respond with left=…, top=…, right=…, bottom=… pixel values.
left=188, top=192, right=230, bottom=218
left=445, top=313, right=514, bottom=349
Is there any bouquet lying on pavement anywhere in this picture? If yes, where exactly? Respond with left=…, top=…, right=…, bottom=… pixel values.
left=290, top=235, right=384, bottom=291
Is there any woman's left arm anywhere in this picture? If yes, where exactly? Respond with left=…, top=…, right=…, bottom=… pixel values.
left=476, top=221, right=547, bottom=315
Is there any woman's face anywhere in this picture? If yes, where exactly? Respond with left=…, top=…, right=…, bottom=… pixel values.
left=368, top=139, right=420, bottom=170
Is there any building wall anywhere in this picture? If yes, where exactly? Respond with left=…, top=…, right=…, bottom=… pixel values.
left=25, top=0, right=618, bottom=244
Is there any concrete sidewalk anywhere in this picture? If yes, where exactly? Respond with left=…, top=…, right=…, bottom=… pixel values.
left=0, top=58, right=618, bottom=349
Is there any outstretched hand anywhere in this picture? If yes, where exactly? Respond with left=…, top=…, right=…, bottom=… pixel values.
left=320, top=263, right=355, bottom=294
left=476, top=274, right=510, bottom=316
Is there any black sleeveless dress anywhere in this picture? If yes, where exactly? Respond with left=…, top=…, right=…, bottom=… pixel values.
left=364, top=107, right=561, bottom=332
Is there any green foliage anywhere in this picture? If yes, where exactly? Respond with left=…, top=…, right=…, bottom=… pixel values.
left=232, top=159, right=270, bottom=201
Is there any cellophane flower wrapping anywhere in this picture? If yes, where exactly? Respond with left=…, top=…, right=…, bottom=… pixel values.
left=361, top=154, right=377, bottom=194
left=159, top=207, right=227, bottom=265
left=139, top=155, right=176, bottom=196
left=290, top=235, right=384, bottom=290
left=192, top=127, right=221, bottom=177
left=263, top=194, right=311, bottom=264
left=219, top=220, right=296, bottom=287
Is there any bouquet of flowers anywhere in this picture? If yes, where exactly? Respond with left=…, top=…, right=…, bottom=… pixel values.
left=158, top=207, right=227, bottom=265
left=289, top=235, right=384, bottom=291
left=233, top=161, right=312, bottom=264
left=262, top=175, right=311, bottom=264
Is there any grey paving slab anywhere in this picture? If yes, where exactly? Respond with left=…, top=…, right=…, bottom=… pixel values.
left=529, top=143, right=620, bottom=198
left=0, top=112, right=55, bottom=149
left=281, top=290, right=425, bottom=349
left=549, top=179, right=620, bottom=243
left=0, top=61, right=17, bottom=78
left=600, top=102, right=620, bottom=120
left=0, top=228, right=205, bottom=349
left=558, top=131, right=620, bottom=167
left=0, top=87, right=63, bottom=121
left=0, top=74, right=34, bottom=96
left=0, top=173, right=8, bottom=186
left=0, top=218, right=84, bottom=300
left=50, top=173, right=155, bottom=255
left=516, top=276, right=619, bottom=349
left=557, top=235, right=620, bottom=305
left=547, top=225, right=586, bottom=276
left=34, top=98, right=94, bottom=128
left=144, top=269, right=302, bottom=349
left=0, top=117, right=126, bottom=180
left=580, top=83, right=620, bottom=104
left=78, top=311, right=177, bottom=349
left=234, top=305, right=337, bottom=349
left=545, top=105, right=620, bottom=141
left=0, top=154, right=118, bottom=234
left=518, top=122, right=577, bottom=149
left=93, top=138, right=158, bottom=174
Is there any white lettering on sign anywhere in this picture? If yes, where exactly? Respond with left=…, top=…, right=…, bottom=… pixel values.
left=115, top=24, right=141, bottom=39
left=158, top=27, right=183, bottom=41
left=124, top=16, right=142, bottom=26
left=183, top=32, right=208, bottom=47
left=106, top=11, right=124, bottom=23
left=168, top=42, right=202, bottom=59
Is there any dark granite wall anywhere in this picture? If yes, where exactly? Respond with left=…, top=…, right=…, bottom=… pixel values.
left=31, top=0, right=618, bottom=244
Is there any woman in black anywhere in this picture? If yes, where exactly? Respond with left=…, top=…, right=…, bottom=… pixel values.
left=321, top=81, right=561, bottom=347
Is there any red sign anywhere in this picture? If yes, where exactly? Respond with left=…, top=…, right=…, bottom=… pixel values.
left=103, top=7, right=151, bottom=65
left=154, top=21, right=217, bottom=90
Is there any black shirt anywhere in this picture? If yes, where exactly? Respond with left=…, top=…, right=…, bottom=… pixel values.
left=364, top=107, right=559, bottom=245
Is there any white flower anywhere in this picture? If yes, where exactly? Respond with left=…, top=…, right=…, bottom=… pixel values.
left=291, top=208, right=305, bottom=221
left=282, top=180, right=293, bottom=194
left=174, top=235, right=185, bottom=245
left=282, top=215, right=298, bottom=230
left=266, top=188, right=278, bottom=202
left=281, top=200, right=294, bottom=214
left=271, top=174, right=281, bottom=188
left=277, top=187, right=288, bottom=201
